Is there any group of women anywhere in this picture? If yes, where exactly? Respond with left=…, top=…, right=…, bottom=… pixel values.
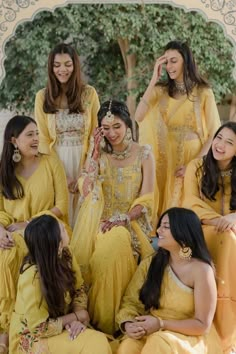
left=0, top=39, right=235, bottom=354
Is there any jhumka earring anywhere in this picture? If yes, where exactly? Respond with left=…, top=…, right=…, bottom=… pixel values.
left=123, top=128, right=132, bottom=145
left=179, top=244, right=192, bottom=260
left=12, top=145, right=21, bottom=163
left=104, top=99, right=115, bottom=123
left=100, top=137, right=106, bottom=149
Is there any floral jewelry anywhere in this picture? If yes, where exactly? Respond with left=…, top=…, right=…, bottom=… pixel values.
left=123, top=127, right=132, bottom=145
left=104, top=99, right=115, bottom=123
left=111, top=141, right=133, bottom=160
left=179, top=245, right=192, bottom=260
left=12, top=144, right=21, bottom=163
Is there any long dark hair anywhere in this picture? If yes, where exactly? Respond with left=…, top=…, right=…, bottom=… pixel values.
left=43, top=43, right=85, bottom=114
left=0, top=115, right=36, bottom=200
left=139, top=207, right=212, bottom=311
left=200, top=121, right=236, bottom=210
left=21, top=215, right=76, bottom=318
left=160, top=40, right=209, bottom=98
left=98, top=99, right=136, bottom=153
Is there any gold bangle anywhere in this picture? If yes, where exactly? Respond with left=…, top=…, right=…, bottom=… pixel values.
left=74, top=312, right=79, bottom=321
left=157, top=316, right=164, bottom=331
left=140, top=96, right=150, bottom=108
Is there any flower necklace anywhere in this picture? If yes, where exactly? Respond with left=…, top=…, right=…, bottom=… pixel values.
left=220, top=169, right=232, bottom=177
left=111, top=142, right=133, bottom=160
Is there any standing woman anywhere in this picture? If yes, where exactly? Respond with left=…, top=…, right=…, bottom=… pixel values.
left=35, top=43, right=100, bottom=225
left=135, top=40, right=220, bottom=223
left=183, top=122, right=236, bottom=353
left=0, top=116, right=69, bottom=353
left=9, top=215, right=112, bottom=354
left=71, top=100, right=155, bottom=335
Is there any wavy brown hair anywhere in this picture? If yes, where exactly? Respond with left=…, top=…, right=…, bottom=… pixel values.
left=43, top=43, right=85, bottom=114
left=21, top=215, right=77, bottom=318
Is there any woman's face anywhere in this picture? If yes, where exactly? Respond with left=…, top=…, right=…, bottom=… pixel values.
left=53, top=53, right=74, bottom=84
left=212, top=127, right=236, bottom=169
left=101, top=116, right=127, bottom=148
left=157, top=214, right=179, bottom=251
left=164, top=49, right=184, bottom=82
left=12, top=122, right=39, bottom=158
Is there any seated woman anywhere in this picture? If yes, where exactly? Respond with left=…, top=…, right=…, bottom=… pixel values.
left=183, top=121, right=236, bottom=353
left=0, top=116, right=70, bottom=353
left=9, top=215, right=112, bottom=354
left=116, top=207, right=222, bottom=354
left=71, top=100, right=155, bottom=335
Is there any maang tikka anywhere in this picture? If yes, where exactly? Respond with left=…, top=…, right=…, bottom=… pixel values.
left=104, top=100, right=115, bottom=123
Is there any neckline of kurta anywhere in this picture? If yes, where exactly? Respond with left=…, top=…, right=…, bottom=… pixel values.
left=16, top=157, right=42, bottom=182
left=103, top=146, right=142, bottom=169
left=167, top=265, right=193, bottom=293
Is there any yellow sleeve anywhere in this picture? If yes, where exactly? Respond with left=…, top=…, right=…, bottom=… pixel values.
left=71, top=250, right=88, bottom=310
left=202, top=88, right=221, bottom=137
left=88, top=86, right=100, bottom=136
left=34, top=89, right=51, bottom=154
left=0, top=192, right=14, bottom=227
left=116, top=256, right=152, bottom=328
left=183, top=158, right=221, bottom=220
left=20, top=267, right=63, bottom=337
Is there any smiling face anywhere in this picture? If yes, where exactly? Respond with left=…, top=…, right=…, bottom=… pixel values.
left=101, top=116, right=127, bottom=148
left=53, top=53, right=74, bottom=84
left=212, top=127, right=236, bottom=170
left=157, top=214, right=180, bottom=252
left=164, top=49, right=184, bottom=82
left=12, top=122, right=39, bottom=158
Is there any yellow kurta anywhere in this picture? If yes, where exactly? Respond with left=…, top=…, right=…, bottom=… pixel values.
left=0, top=155, right=69, bottom=333
left=139, top=85, right=220, bottom=223
left=35, top=85, right=100, bottom=225
left=71, top=145, right=154, bottom=334
left=183, top=158, right=236, bottom=353
left=117, top=257, right=223, bottom=354
left=9, top=252, right=112, bottom=354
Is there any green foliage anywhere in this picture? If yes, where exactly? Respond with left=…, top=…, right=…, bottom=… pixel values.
left=0, top=3, right=235, bottom=113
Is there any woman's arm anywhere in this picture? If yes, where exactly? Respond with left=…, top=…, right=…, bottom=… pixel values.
left=34, top=89, right=51, bottom=155
left=135, top=56, right=166, bottom=123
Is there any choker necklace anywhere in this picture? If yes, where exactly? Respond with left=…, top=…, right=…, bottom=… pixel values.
left=111, top=142, right=132, bottom=160
left=174, top=81, right=187, bottom=95
left=220, top=169, right=232, bottom=177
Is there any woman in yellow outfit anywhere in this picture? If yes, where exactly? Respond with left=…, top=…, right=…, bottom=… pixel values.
left=9, top=214, right=112, bottom=354
left=35, top=43, right=100, bottom=225
left=183, top=122, right=236, bottom=353
left=135, top=40, right=220, bottom=224
left=117, top=207, right=223, bottom=354
left=71, top=100, right=155, bottom=335
left=0, top=116, right=69, bottom=353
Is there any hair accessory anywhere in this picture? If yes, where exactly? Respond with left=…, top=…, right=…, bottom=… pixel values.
left=179, top=245, right=192, bottom=260
left=104, top=100, right=115, bottom=123
left=12, top=145, right=21, bottom=163
left=123, top=127, right=132, bottom=146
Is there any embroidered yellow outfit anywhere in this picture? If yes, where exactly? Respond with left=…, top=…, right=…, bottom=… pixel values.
left=71, top=145, right=154, bottom=334
left=183, top=158, right=236, bottom=353
left=117, top=257, right=223, bottom=354
left=9, top=253, right=112, bottom=354
left=35, top=85, right=100, bottom=225
left=139, top=86, right=220, bottom=221
left=0, top=155, right=69, bottom=333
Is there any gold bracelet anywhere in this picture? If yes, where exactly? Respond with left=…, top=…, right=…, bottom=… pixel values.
left=140, top=96, right=150, bottom=108
left=157, top=316, right=164, bottom=331
left=74, top=312, right=79, bottom=321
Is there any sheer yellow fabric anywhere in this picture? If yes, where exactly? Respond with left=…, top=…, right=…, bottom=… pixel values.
left=0, top=155, right=70, bottom=332
left=183, top=158, right=236, bottom=353
left=139, top=86, right=220, bottom=224
left=9, top=254, right=112, bottom=354
left=71, top=146, right=154, bottom=334
left=117, top=257, right=223, bottom=354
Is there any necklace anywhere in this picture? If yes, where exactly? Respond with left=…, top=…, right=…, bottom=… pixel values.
left=111, top=142, right=132, bottom=160
left=220, top=169, right=232, bottom=177
left=174, top=81, right=187, bottom=95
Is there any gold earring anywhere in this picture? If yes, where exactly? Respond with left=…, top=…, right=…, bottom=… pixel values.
left=123, top=128, right=132, bottom=145
left=12, top=145, right=21, bottom=163
left=179, top=245, right=192, bottom=260
left=100, top=137, right=106, bottom=150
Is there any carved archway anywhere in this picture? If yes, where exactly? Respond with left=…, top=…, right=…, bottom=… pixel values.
left=0, top=0, right=236, bottom=84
